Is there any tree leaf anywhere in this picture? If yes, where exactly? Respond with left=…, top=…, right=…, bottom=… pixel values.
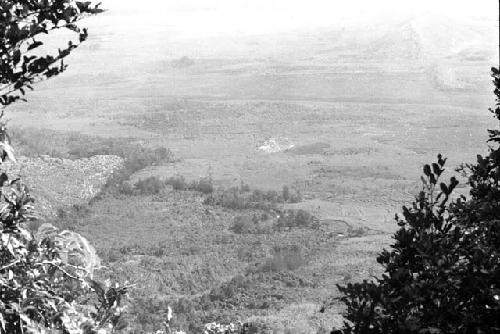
left=423, top=164, right=431, bottom=177
left=27, top=40, right=43, bottom=51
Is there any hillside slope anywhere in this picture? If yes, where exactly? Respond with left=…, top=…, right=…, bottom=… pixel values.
left=4, top=155, right=123, bottom=218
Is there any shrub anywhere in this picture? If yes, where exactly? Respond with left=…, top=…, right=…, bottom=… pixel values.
left=189, top=176, right=214, bottom=194
left=346, top=226, right=368, bottom=238
left=99, top=248, right=125, bottom=263
left=282, top=185, right=290, bottom=202
left=0, top=127, right=128, bottom=333
left=204, top=182, right=301, bottom=211
left=274, top=209, right=318, bottom=231
left=134, top=176, right=164, bottom=195
left=240, top=181, right=251, bottom=193
left=282, top=185, right=302, bottom=203
left=103, top=147, right=175, bottom=192
left=53, top=203, right=93, bottom=231
left=230, top=215, right=258, bottom=234
left=118, top=181, right=135, bottom=195
left=230, top=214, right=274, bottom=235
left=337, top=68, right=500, bottom=334
left=255, top=246, right=305, bottom=273
left=0, top=2, right=134, bottom=331
left=127, top=175, right=214, bottom=196
left=165, top=175, right=214, bottom=193
left=165, top=176, right=188, bottom=191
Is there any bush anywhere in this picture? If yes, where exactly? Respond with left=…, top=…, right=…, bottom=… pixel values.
left=230, top=213, right=275, bottom=235
left=254, top=246, right=305, bottom=273
left=52, top=203, right=93, bottom=231
left=204, top=182, right=302, bottom=211
left=338, top=68, right=500, bottom=334
left=0, top=128, right=128, bottom=333
left=346, top=226, right=368, bottom=238
left=282, top=185, right=302, bottom=203
left=189, top=176, right=214, bottom=194
left=0, top=3, right=133, bottom=332
left=134, top=176, right=164, bottom=195
left=230, top=215, right=258, bottom=234
left=165, top=175, right=188, bottom=191
left=126, top=175, right=214, bottom=196
left=103, top=147, right=175, bottom=193
left=274, top=209, right=318, bottom=231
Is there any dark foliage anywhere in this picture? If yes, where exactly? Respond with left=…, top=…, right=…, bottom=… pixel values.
left=0, top=0, right=103, bottom=108
left=100, top=147, right=175, bottom=195
left=274, top=209, right=319, bottom=231
left=0, top=4, right=133, bottom=332
left=0, top=125, right=127, bottom=333
left=204, top=182, right=301, bottom=210
left=256, top=246, right=305, bottom=273
left=337, top=69, right=500, bottom=333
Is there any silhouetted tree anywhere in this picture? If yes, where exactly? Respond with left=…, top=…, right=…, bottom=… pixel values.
left=0, top=0, right=103, bottom=109
left=338, top=68, right=500, bottom=333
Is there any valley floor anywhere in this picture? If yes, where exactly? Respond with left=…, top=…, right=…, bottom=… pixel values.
left=6, top=90, right=493, bottom=332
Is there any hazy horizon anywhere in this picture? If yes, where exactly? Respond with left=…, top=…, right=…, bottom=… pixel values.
left=98, top=0, right=497, bottom=39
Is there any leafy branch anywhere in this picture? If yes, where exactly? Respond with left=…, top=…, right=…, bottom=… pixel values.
left=0, top=0, right=104, bottom=109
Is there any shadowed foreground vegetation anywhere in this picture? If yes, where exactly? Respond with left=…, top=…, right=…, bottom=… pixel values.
left=336, top=69, right=500, bottom=333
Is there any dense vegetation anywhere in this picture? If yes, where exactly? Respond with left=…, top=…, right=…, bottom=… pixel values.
left=8, top=124, right=328, bottom=332
left=0, top=0, right=103, bottom=108
left=0, top=145, right=128, bottom=333
left=0, top=128, right=130, bottom=333
left=0, top=2, right=132, bottom=333
left=49, top=165, right=324, bottom=332
left=338, top=69, right=500, bottom=333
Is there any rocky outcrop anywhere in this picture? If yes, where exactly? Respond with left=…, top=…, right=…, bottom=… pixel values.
left=3, top=155, right=123, bottom=218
